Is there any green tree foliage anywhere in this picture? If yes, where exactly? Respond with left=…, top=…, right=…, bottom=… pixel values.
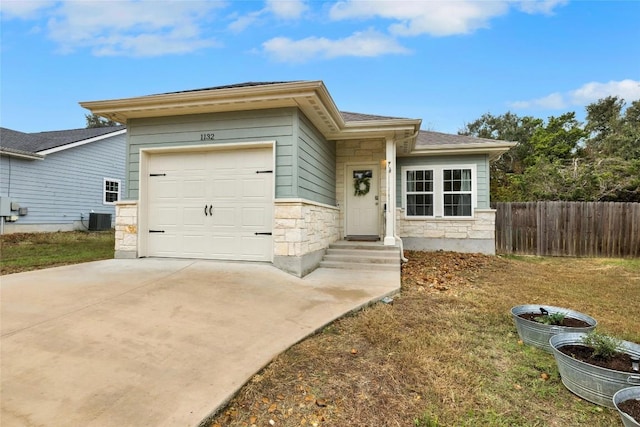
left=460, top=97, right=640, bottom=202
left=85, top=113, right=119, bottom=128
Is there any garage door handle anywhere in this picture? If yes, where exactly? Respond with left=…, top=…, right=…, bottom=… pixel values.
left=209, top=205, right=213, bottom=216
left=255, top=232, right=272, bottom=236
left=204, top=205, right=208, bottom=216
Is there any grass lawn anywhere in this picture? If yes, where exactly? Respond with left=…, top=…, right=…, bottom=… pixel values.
left=207, top=252, right=640, bottom=427
left=0, top=231, right=115, bottom=275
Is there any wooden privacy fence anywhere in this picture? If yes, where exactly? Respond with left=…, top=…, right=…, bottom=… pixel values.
left=495, top=201, right=640, bottom=258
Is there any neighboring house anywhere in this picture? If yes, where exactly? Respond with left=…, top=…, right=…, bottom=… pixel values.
left=0, top=126, right=127, bottom=233
left=81, top=81, right=515, bottom=276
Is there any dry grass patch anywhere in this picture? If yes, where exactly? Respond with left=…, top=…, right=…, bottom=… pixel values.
left=0, top=231, right=115, bottom=274
left=208, top=252, right=639, bottom=427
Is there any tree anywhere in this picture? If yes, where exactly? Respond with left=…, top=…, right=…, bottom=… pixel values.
left=462, top=97, right=640, bottom=202
left=85, top=113, right=119, bottom=128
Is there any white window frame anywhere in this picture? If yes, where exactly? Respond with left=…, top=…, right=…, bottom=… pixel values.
left=401, top=164, right=477, bottom=219
left=103, top=178, right=121, bottom=205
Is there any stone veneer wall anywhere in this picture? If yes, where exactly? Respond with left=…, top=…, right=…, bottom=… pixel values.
left=114, top=201, right=138, bottom=259
left=397, top=208, right=496, bottom=255
left=335, top=139, right=386, bottom=238
left=273, top=200, right=340, bottom=276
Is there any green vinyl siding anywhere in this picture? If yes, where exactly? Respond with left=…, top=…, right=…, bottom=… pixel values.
left=294, top=112, right=336, bottom=206
left=396, top=154, right=490, bottom=209
left=126, top=109, right=296, bottom=200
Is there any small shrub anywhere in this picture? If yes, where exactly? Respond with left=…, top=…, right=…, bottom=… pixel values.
left=535, top=312, right=566, bottom=325
left=581, top=332, right=622, bottom=360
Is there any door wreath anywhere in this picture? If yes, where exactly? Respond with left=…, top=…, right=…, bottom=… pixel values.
left=354, top=176, right=371, bottom=196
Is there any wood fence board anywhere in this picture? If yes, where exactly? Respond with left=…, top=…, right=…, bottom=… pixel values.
left=495, top=201, right=640, bottom=258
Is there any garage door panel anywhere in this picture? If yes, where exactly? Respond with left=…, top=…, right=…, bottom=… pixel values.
left=146, top=147, right=273, bottom=262
left=209, top=236, right=239, bottom=257
left=148, top=233, right=178, bottom=256
left=151, top=207, right=180, bottom=227
left=239, top=236, right=272, bottom=258
left=212, top=179, right=237, bottom=198
left=242, top=207, right=269, bottom=227
left=182, top=207, right=207, bottom=226
left=210, top=207, right=237, bottom=227
left=242, top=178, right=270, bottom=198
left=182, top=179, right=207, bottom=199
left=151, top=180, right=179, bottom=199
left=181, top=235, right=208, bottom=257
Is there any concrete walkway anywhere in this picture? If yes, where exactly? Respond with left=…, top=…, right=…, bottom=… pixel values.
left=0, top=259, right=399, bottom=427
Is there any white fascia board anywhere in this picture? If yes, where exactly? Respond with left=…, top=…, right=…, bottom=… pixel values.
left=406, top=142, right=516, bottom=159
left=38, top=129, right=127, bottom=155
left=0, top=148, right=45, bottom=160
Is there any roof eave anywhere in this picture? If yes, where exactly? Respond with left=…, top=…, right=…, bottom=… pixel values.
left=80, top=81, right=349, bottom=136
left=0, top=148, right=45, bottom=160
left=327, top=118, right=422, bottom=141
left=406, top=142, right=516, bottom=160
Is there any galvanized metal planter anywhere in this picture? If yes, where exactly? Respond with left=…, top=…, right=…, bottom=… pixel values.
left=550, top=333, right=640, bottom=408
left=510, top=305, right=597, bottom=353
left=614, top=387, right=640, bottom=427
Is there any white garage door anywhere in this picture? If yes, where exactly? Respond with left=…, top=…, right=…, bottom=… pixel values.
left=145, top=147, right=273, bottom=261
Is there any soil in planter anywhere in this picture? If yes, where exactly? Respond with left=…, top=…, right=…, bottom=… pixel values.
left=518, top=313, right=592, bottom=327
left=618, top=398, right=640, bottom=424
left=559, top=345, right=636, bottom=371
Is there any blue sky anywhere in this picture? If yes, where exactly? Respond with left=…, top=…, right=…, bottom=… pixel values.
left=1, top=0, right=639, bottom=134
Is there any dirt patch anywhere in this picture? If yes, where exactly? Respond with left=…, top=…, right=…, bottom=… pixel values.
left=618, top=398, right=640, bottom=424
left=558, top=345, right=635, bottom=372
left=517, top=312, right=592, bottom=327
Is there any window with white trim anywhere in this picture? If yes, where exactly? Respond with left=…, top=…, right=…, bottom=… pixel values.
left=403, top=165, right=476, bottom=218
left=103, top=178, right=120, bottom=204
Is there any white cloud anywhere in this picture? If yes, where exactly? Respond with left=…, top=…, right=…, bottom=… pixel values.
left=330, top=0, right=567, bottom=37
left=228, top=12, right=261, bottom=33
left=0, top=0, right=56, bottom=19
left=510, top=80, right=640, bottom=110
left=263, top=29, right=409, bottom=63
left=569, top=80, right=640, bottom=105
left=517, top=0, right=569, bottom=15
left=10, top=0, right=224, bottom=57
left=266, top=0, right=307, bottom=20
left=228, top=0, right=306, bottom=33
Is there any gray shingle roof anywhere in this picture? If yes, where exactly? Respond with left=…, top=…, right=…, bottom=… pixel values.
left=0, top=126, right=125, bottom=154
left=158, top=81, right=298, bottom=96
left=341, top=111, right=409, bottom=121
left=416, top=130, right=515, bottom=147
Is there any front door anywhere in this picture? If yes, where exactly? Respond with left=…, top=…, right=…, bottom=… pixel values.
left=346, top=164, right=379, bottom=238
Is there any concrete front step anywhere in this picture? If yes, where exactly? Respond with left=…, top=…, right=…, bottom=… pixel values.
left=319, top=241, right=401, bottom=271
left=323, top=254, right=399, bottom=264
left=318, top=260, right=400, bottom=271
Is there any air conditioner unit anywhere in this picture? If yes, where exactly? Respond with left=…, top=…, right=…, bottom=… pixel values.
left=89, top=213, right=112, bottom=231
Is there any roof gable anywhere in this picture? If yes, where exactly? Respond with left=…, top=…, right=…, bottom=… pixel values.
left=1, top=126, right=125, bottom=157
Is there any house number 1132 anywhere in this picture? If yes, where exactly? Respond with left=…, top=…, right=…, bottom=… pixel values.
left=200, top=133, right=215, bottom=141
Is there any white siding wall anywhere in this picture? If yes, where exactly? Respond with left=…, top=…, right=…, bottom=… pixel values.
left=0, top=133, right=126, bottom=232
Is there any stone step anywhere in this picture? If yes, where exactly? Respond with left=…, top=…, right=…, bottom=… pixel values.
left=322, top=253, right=399, bottom=264
left=318, top=260, right=400, bottom=271
left=328, top=242, right=398, bottom=251
left=324, top=248, right=399, bottom=258
left=319, top=241, right=401, bottom=271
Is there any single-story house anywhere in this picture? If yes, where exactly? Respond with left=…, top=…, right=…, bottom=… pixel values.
left=0, top=126, right=127, bottom=234
left=80, top=81, right=515, bottom=276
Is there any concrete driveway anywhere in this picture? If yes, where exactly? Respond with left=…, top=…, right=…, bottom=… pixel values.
left=0, top=259, right=399, bottom=427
